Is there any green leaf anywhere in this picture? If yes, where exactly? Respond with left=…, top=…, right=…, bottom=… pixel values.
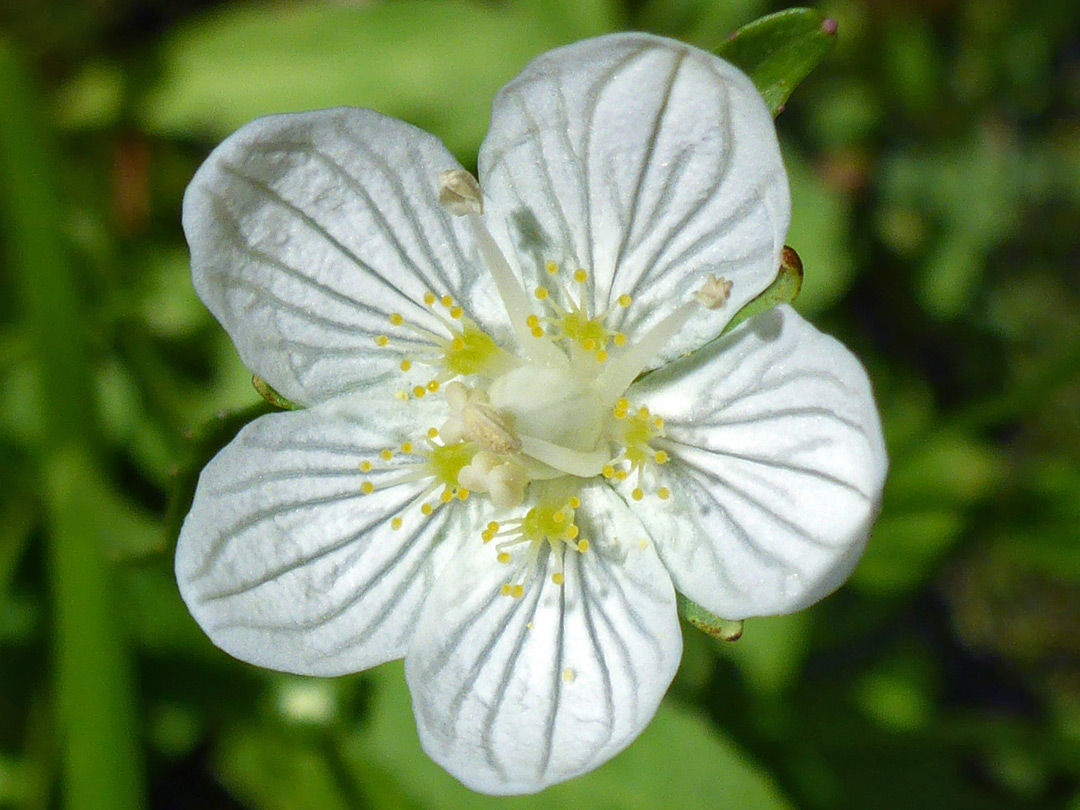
left=136, top=0, right=587, bottom=157
left=347, top=661, right=793, bottom=809
left=715, top=8, right=838, bottom=116
left=0, top=42, right=146, bottom=810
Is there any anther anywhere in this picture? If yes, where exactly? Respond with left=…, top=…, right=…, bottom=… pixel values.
left=694, top=274, right=733, bottom=309
left=438, top=169, right=483, bottom=216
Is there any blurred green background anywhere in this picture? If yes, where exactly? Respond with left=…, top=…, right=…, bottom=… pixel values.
left=2, top=0, right=1079, bottom=808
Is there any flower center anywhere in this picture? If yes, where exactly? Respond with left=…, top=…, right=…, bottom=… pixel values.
left=354, top=170, right=734, bottom=597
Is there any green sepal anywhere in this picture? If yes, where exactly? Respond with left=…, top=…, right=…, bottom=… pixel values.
left=715, top=8, right=838, bottom=117
left=722, top=245, right=804, bottom=336
left=677, top=594, right=745, bottom=642
left=252, top=375, right=303, bottom=410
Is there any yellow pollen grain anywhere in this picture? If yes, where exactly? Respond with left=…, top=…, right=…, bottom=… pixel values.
left=359, top=461, right=372, bottom=472
left=614, top=469, right=628, bottom=481
left=552, top=511, right=565, bottom=524
left=451, top=337, right=465, bottom=351
left=481, top=530, right=494, bottom=542
left=391, top=517, right=403, bottom=530
left=487, top=521, right=500, bottom=533
left=545, top=261, right=559, bottom=275
left=500, top=583, right=512, bottom=595
left=573, top=269, right=588, bottom=283
left=421, top=503, right=433, bottom=516
left=380, top=449, right=393, bottom=461
left=526, top=314, right=540, bottom=328
left=582, top=338, right=596, bottom=351
left=427, top=380, right=440, bottom=392
left=375, top=335, right=389, bottom=347
left=534, top=286, right=549, bottom=300
left=360, top=481, right=374, bottom=495
left=638, top=406, right=650, bottom=418
left=631, top=488, right=644, bottom=501
left=441, top=295, right=454, bottom=308
left=401, top=441, right=413, bottom=454
left=456, top=488, right=470, bottom=501
left=400, top=359, right=412, bottom=372
left=412, top=386, right=426, bottom=398
left=602, top=465, right=615, bottom=479
left=552, top=572, right=565, bottom=585
left=568, top=497, right=581, bottom=508
left=531, top=326, right=545, bottom=338
left=565, top=525, right=579, bottom=540
left=511, top=585, right=524, bottom=599
left=577, top=539, right=590, bottom=552
left=389, top=313, right=404, bottom=326
left=427, top=427, right=439, bottom=439
left=497, top=552, right=511, bottom=564
left=562, top=667, right=576, bottom=683
left=423, top=291, right=436, bottom=306
left=653, top=416, right=664, bottom=429
left=613, top=333, right=627, bottom=347
left=450, top=306, right=464, bottom=319
left=440, top=489, right=454, bottom=504
left=618, top=294, right=632, bottom=308
left=654, top=450, right=669, bottom=464
left=595, top=350, right=608, bottom=363
left=658, top=487, right=671, bottom=500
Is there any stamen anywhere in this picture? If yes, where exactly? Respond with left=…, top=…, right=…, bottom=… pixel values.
left=465, top=210, right=564, bottom=366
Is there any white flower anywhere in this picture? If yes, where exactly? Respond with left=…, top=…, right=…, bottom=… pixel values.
left=177, top=33, right=887, bottom=795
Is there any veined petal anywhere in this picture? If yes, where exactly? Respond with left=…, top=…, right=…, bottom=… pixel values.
left=405, top=483, right=681, bottom=795
left=176, top=392, right=472, bottom=676
left=183, top=107, right=502, bottom=406
left=479, top=33, right=789, bottom=367
left=629, top=306, right=887, bottom=618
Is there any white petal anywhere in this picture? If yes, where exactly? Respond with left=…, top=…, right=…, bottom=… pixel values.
left=183, top=107, right=503, bottom=406
left=405, top=483, right=681, bottom=795
left=176, top=392, right=472, bottom=676
left=479, top=33, right=789, bottom=366
left=629, top=306, right=887, bottom=618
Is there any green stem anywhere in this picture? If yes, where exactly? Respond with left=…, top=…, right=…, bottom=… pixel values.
left=0, top=41, right=145, bottom=810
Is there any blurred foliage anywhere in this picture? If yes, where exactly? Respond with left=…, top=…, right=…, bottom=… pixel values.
left=2, top=0, right=1080, bottom=808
